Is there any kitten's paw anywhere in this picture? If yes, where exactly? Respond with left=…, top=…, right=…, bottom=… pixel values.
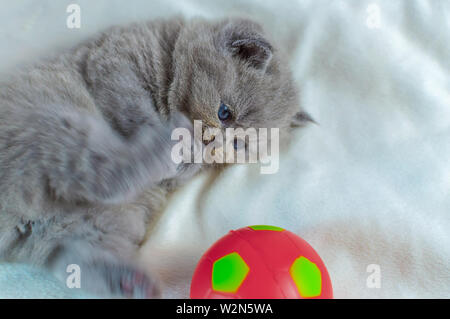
left=82, top=261, right=161, bottom=299
left=118, top=268, right=161, bottom=299
left=160, top=112, right=197, bottom=177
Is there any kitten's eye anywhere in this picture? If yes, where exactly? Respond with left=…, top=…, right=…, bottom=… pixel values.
left=218, top=103, right=231, bottom=122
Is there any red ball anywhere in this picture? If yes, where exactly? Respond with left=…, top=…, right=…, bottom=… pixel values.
left=190, top=225, right=333, bottom=299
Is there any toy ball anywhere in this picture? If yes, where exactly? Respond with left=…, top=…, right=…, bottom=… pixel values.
left=190, top=225, right=332, bottom=299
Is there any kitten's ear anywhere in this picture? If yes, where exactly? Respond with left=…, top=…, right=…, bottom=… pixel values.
left=291, top=111, right=316, bottom=128
left=221, top=19, right=273, bottom=71
left=230, top=38, right=273, bottom=70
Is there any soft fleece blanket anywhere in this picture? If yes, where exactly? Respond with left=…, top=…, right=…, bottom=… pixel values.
left=0, top=0, right=449, bottom=299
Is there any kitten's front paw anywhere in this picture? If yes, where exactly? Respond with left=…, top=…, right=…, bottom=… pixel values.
left=83, top=261, right=161, bottom=299
left=162, top=112, right=197, bottom=177
left=118, top=267, right=161, bottom=299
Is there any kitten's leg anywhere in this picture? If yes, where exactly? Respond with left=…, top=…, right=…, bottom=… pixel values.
left=0, top=212, right=162, bottom=298
left=0, top=107, right=190, bottom=205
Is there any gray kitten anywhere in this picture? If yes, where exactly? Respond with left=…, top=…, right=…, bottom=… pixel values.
left=0, top=17, right=310, bottom=298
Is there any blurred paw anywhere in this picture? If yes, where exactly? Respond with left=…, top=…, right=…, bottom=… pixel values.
left=118, top=267, right=161, bottom=299
left=80, top=260, right=161, bottom=299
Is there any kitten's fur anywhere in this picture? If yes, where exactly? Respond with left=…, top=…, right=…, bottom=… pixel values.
left=0, top=17, right=309, bottom=298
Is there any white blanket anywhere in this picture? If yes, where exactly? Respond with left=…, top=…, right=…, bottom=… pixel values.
left=0, top=0, right=449, bottom=299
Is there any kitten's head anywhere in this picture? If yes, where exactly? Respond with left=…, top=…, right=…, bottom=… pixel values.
left=169, top=18, right=311, bottom=151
